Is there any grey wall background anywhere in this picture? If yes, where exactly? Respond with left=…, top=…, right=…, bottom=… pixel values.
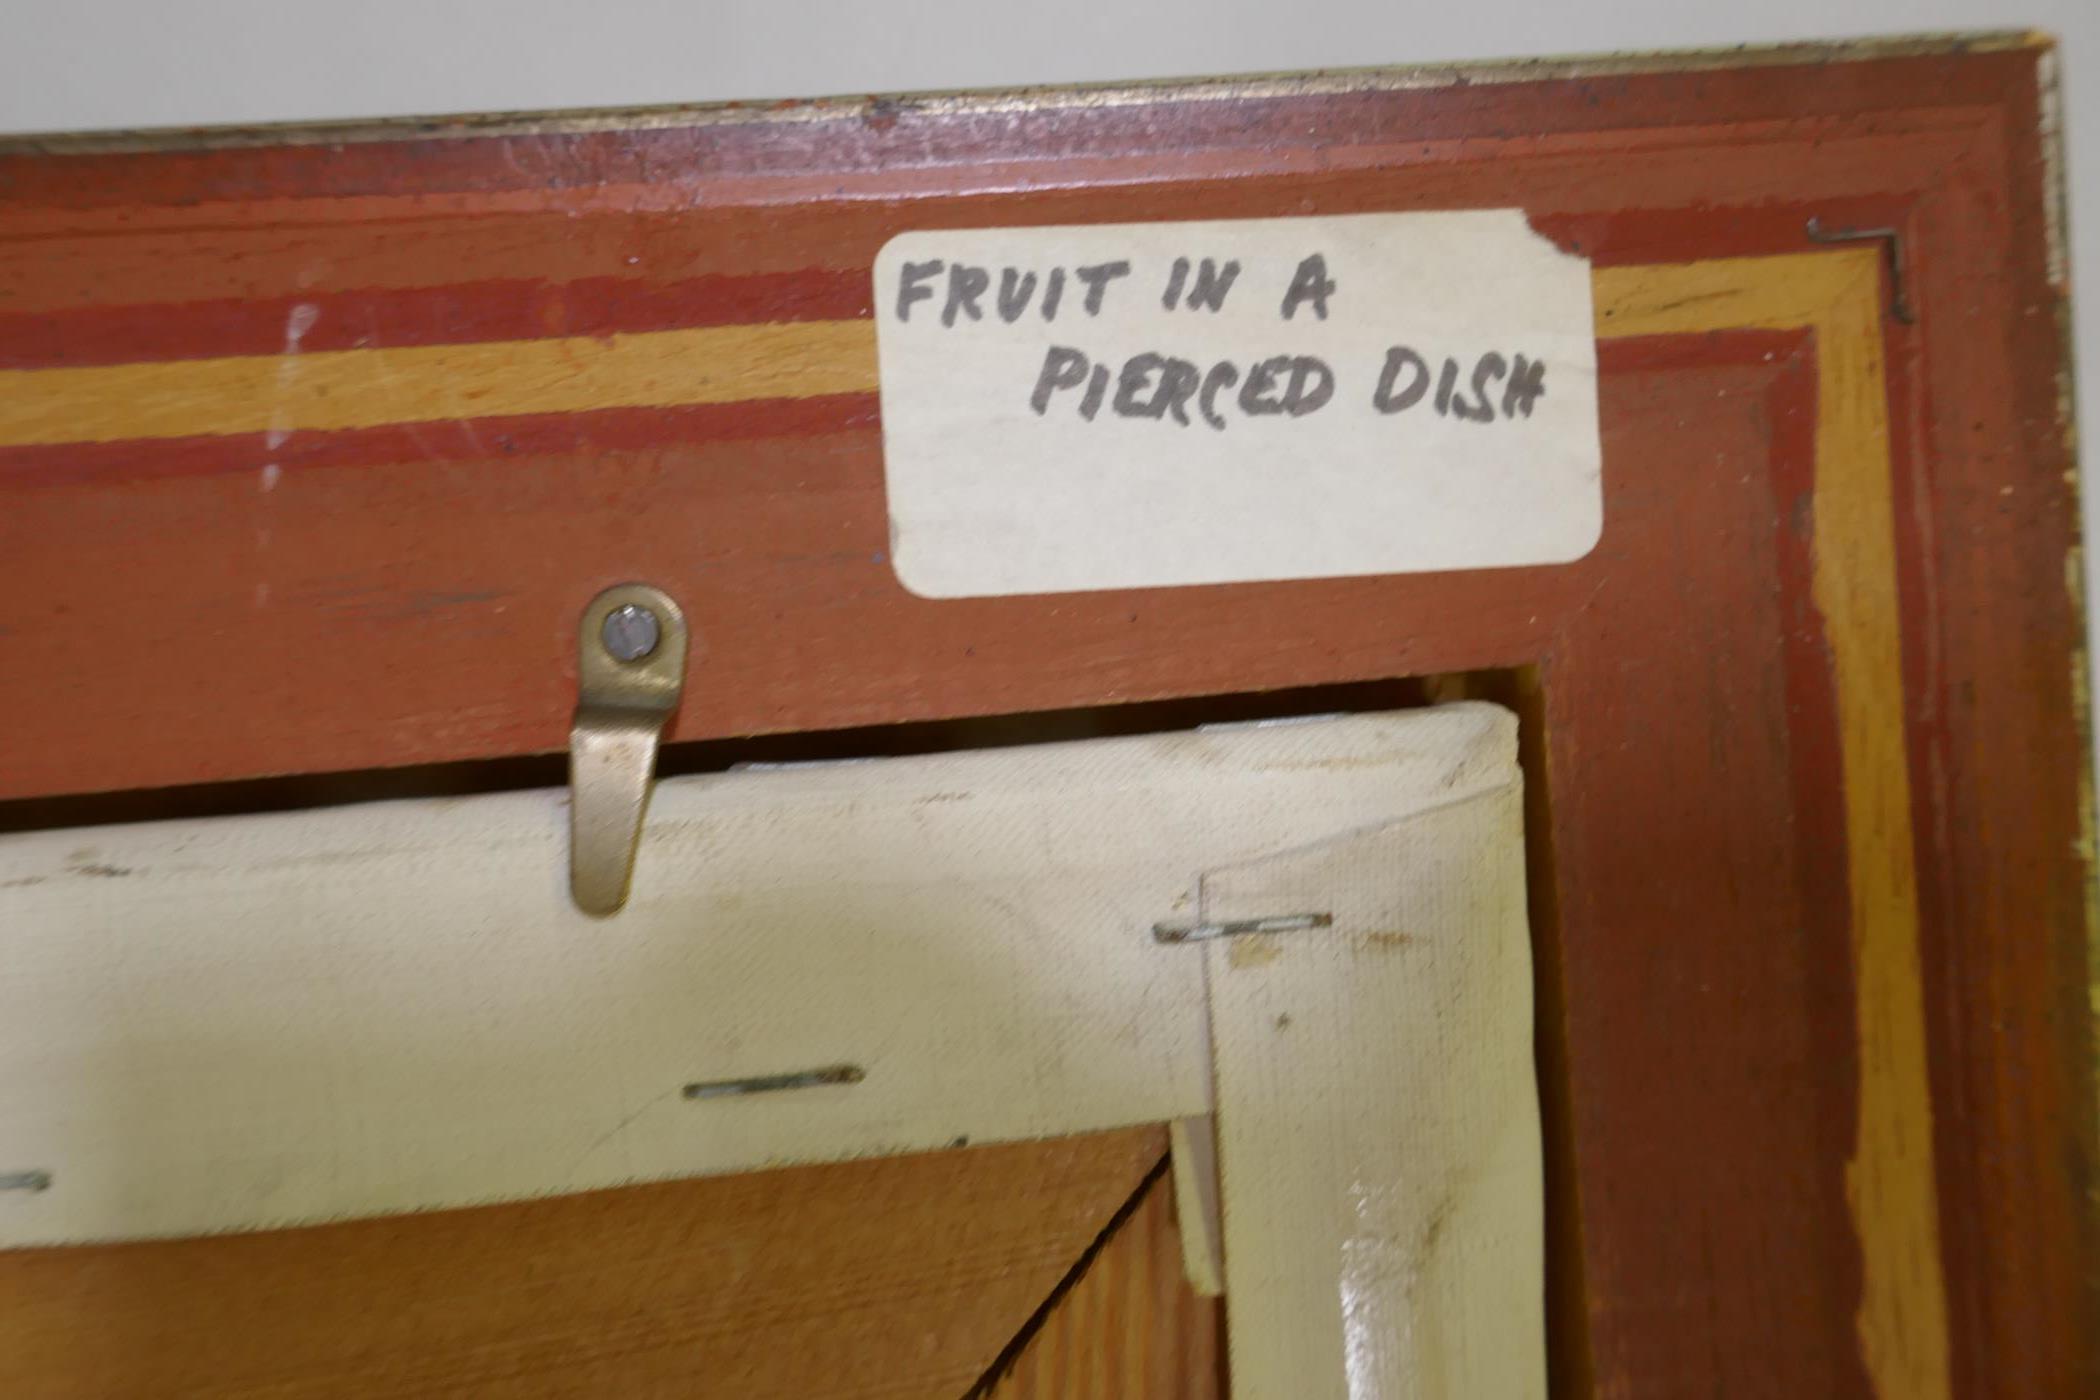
left=1, top=1, right=2092, bottom=696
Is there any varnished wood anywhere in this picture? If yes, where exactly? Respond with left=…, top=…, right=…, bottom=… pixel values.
left=986, top=1165, right=1222, bottom=1400
left=0, top=1127, right=1171, bottom=1399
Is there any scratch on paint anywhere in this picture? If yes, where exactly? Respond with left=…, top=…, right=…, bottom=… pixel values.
left=564, top=1088, right=676, bottom=1178
left=253, top=302, right=316, bottom=602
left=265, top=302, right=319, bottom=454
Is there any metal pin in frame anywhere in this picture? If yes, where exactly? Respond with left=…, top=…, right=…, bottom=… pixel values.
left=684, top=1064, right=866, bottom=1100
left=1153, top=912, right=1333, bottom=944
left=0, top=1170, right=51, bottom=1193
left=1805, top=216, right=1914, bottom=324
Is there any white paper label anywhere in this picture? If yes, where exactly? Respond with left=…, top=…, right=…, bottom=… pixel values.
left=874, top=210, right=1601, bottom=598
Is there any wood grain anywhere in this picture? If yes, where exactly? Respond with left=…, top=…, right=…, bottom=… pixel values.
left=985, top=1164, right=1222, bottom=1400
left=0, top=1127, right=1169, bottom=1400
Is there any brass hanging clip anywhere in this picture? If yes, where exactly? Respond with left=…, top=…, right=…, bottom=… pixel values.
left=570, top=583, right=687, bottom=916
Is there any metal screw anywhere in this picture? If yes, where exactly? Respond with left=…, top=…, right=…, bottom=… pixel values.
left=600, top=604, right=661, bottom=663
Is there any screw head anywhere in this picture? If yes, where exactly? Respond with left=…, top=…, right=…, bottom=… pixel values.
left=600, top=604, right=661, bottom=663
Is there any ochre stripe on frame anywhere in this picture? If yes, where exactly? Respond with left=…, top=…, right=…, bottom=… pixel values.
left=0, top=321, right=875, bottom=447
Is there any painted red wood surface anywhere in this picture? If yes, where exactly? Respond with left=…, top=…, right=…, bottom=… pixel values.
left=1551, top=335, right=1866, bottom=1388
left=0, top=51, right=2074, bottom=801
left=0, top=40, right=2089, bottom=1399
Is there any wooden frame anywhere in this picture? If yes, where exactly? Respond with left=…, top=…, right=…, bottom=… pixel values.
left=0, top=33, right=2090, bottom=1398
